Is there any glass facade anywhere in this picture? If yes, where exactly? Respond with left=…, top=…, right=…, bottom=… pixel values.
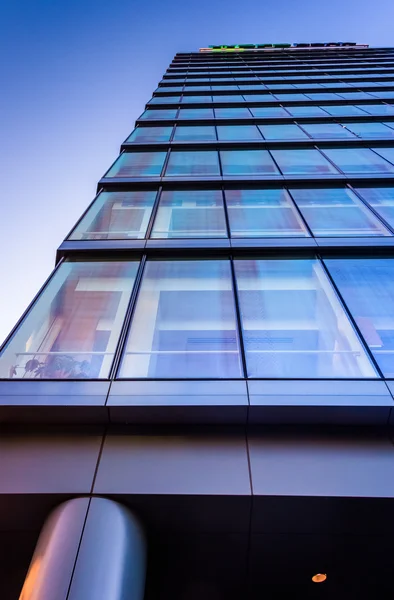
left=234, top=259, right=377, bottom=378
left=70, top=191, right=157, bottom=240
left=119, top=260, right=242, bottom=378
left=3, top=44, right=394, bottom=387
left=151, top=190, right=227, bottom=238
left=1, top=261, right=139, bottom=379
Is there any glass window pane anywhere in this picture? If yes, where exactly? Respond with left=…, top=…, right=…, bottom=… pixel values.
left=370, top=91, right=394, bottom=99
left=234, top=259, right=377, bottom=378
left=213, top=95, right=245, bottom=102
left=70, top=191, right=157, bottom=240
left=126, top=126, right=173, bottom=143
left=250, top=107, right=290, bottom=117
left=242, top=94, right=273, bottom=102
left=355, top=186, right=394, bottom=229
left=323, top=105, right=367, bottom=116
left=305, top=93, right=345, bottom=100
left=259, top=124, right=309, bottom=140
left=274, top=93, right=309, bottom=101
left=217, top=125, right=262, bottom=141
left=139, top=109, right=177, bottom=120
left=356, top=104, right=394, bottom=115
left=211, top=85, right=239, bottom=90
left=178, top=108, right=214, bottom=119
left=165, top=151, right=220, bottom=176
left=181, top=95, right=212, bottom=103
left=342, top=122, right=394, bottom=138
left=371, top=147, right=394, bottom=165
left=337, top=92, right=377, bottom=100
left=289, top=188, right=390, bottom=236
left=214, top=107, right=252, bottom=118
left=220, top=150, right=280, bottom=176
left=323, top=148, right=394, bottom=175
left=105, top=152, right=166, bottom=178
left=148, top=96, right=181, bottom=104
left=226, top=189, right=309, bottom=237
left=285, top=106, right=329, bottom=117
left=301, top=123, right=356, bottom=139
left=154, top=87, right=183, bottom=93
left=271, top=149, right=339, bottom=175
left=172, top=126, right=216, bottom=141
left=119, top=260, right=242, bottom=378
left=0, top=261, right=139, bottom=379
left=326, top=259, right=394, bottom=377
left=151, top=190, right=227, bottom=238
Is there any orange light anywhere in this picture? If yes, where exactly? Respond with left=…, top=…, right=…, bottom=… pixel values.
left=312, top=573, right=327, bottom=583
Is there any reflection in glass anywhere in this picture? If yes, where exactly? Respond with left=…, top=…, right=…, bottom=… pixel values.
left=178, top=108, right=215, bottom=119
left=0, top=262, right=139, bottom=379
left=259, top=124, right=308, bottom=140
left=172, top=126, right=216, bottom=141
left=323, top=148, right=394, bottom=175
left=355, top=186, right=394, bottom=229
left=234, top=259, right=377, bottom=378
left=181, top=95, right=213, bottom=103
left=326, top=259, right=394, bottom=377
left=70, top=191, right=157, bottom=240
left=139, top=109, right=178, bottom=120
left=214, top=107, right=252, bottom=118
left=126, top=127, right=173, bottom=143
left=342, top=122, right=394, bottom=138
left=105, top=152, right=166, bottom=178
left=151, top=190, right=227, bottom=238
left=148, top=96, right=181, bottom=104
left=226, top=189, right=309, bottom=237
left=119, top=260, right=242, bottom=378
left=250, top=107, right=290, bottom=117
left=165, top=151, right=220, bottom=176
left=371, top=147, right=394, bottom=166
left=285, top=106, right=329, bottom=117
left=221, top=150, right=280, bottom=176
left=217, top=125, right=262, bottom=141
left=322, top=105, right=367, bottom=116
left=355, top=104, right=394, bottom=115
left=289, top=188, right=390, bottom=236
left=271, top=149, right=339, bottom=175
left=301, top=123, right=355, bottom=139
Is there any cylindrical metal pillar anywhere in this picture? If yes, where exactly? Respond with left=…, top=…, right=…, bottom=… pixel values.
left=19, top=497, right=146, bottom=600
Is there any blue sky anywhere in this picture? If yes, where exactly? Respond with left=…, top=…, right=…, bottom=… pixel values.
left=0, top=0, right=393, bottom=344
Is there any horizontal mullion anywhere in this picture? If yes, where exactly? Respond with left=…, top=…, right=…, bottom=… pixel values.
left=136, top=115, right=394, bottom=126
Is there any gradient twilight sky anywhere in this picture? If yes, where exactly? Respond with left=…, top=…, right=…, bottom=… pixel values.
left=0, top=0, right=393, bottom=344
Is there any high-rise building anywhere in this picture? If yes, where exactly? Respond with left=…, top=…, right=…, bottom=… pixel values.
left=2, top=42, right=394, bottom=598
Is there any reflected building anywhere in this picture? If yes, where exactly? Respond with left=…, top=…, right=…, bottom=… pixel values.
left=2, top=42, right=394, bottom=598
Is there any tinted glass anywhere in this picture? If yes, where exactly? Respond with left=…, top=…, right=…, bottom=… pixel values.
left=139, top=109, right=177, bottom=120
left=322, top=105, right=368, bottom=116
left=214, top=107, right=252, bottom=118
left=323, top=148, right=394, bottom=175
left=371, top=147, right=394, bottom=166
left=105, top=152, right=166, bottom=177
left=148, top=96, right=181, bottom=104
left=172, top=126, right=216, bottom=141
left=234, top=259, right=377, bottom=378
left=217, top=125, right=262, bottom=141
left=226, top=189, right=309, bottom=237
left=355, top=187, right=394, bottom=229
left=301, top=123, right=355, bottom=139
left=70, top=191, right=157, bottom=240
left=356, top=104, right=394, bottom=115
left=119, top=260, right=242, bottom=378
left=250, top=107, right=290, bottom=117
left=220, top=150, right=280, bottom=176
left=326, top=259, right=394, bottom=377
left=165, top=151, right=220, bottom=176
left=178, top=108, right=214, bottom=119
left=289, top=188, right=390, bottom=236
left=151, top=190, right=227, bottom=238
left=181, top=95, right=212, bottom=103
left=242, top=94, right=273, bottom=102
left=0, top=262, right=139, bottom=379
left=342, top=122, right=394, bottom=138
left=285, top=106, right=329, bottom=117
left=274, top=93, right=309, bottom=101
left=213, top=95, right=245, bottom=102
left=126, top=127, right=173, bottom=143
left=259, top=124, right=309, bottom=140
left=271, top=149, right=339, bottom=175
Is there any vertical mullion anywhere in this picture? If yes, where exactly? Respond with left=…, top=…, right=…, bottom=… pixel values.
left=230, top=257, right=249, bottom=379
left=109, top=256, right=147, bottom=380
left=145, top=186, right=163, bottom=239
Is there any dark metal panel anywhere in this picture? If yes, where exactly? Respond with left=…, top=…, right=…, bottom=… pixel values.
left=247, top=379, right=393, bottom=424
left=0, top=431, right=104, bottom=493
left=108, top=380, right=248, bottom=424
left=94, top=432, right=251, bottom=496
left=248, top=429, right=394, bottom=498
